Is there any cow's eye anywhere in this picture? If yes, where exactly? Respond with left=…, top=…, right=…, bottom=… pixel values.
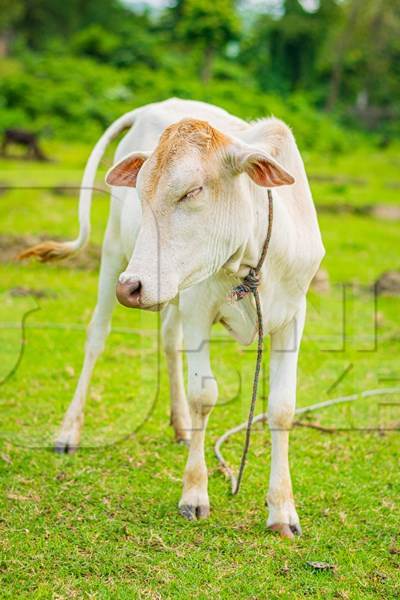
left=180, top=186, right=203, bottom=201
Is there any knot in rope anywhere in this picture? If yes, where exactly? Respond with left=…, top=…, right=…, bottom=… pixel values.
left=231, top=268, right=260, bottom=301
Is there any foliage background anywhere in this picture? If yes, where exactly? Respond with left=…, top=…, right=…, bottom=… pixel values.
left=1, top=0, right=399, bottom=146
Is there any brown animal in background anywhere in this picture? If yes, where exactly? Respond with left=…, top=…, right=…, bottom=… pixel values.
left=1, top=128, right=48, bottom=161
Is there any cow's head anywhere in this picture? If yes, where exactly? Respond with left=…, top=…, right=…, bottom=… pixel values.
left=106, top=119, right=294, bottom=310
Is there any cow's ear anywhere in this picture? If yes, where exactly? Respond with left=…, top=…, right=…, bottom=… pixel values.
left=105, top=151, right=151, bottom=187
left=228, top=144, right=295, bottom=188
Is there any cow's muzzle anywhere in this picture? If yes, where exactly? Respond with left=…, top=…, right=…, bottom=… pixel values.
left=116, top=279, right=142, bottom=308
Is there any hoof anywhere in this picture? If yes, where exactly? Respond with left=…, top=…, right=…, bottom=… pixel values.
left=196, top=505, right=210, bottom=519
left=289, top=523, right=302, bottom=536
left=179, top=504, right=210, bottom=521
left=268, top=522, right=301, bottom=539
left=54, top=420, right=81, bottom=454
left=54, top=441, right=78, bottom=455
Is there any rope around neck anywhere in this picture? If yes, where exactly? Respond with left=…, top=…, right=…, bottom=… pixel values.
left=229, top=189, right=273, bottom=495
left=222, top=190, right=400, bottom=495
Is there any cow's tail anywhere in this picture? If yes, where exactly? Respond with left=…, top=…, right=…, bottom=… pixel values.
left=18, top=108, right=140, bottom=262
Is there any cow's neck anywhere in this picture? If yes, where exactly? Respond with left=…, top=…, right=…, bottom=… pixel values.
left=224, top=186, right=294, bottom=283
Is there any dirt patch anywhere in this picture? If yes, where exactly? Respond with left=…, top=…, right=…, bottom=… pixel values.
left=317, top=203, right=371, bottom=215
left=370, top=205, right=400, bottom=220
left=52, top=184, right=81, bottom=196
left=0, top=182, right=9, bottom=196
left=376, top=271, right=400, bottom=296
left=9, top=286, right=58, bottom=299
left=310, top=174, right=367, bottom=186
left=317, top=203, right=400, bottom=221
left=0, top=184, right=107, bottom=196
left=0, top=234, right=101, bottom=271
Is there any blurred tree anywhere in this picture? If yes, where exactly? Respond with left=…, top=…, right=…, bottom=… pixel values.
left=0, top=0, right=23, bottom=56
left=240, top=0, right=342, bottom=94
left=0, top=0, right=399, bottom=135
left=362, top=0, right=400, bottom=110
left=15, top=0, right=131, bottom=50
left=324, top=0, right=362, bottom=111
left=172, top=0, right=240, bottom=83
left=323, top=0, right=400, bottom=120
left=71, top=25, right=120, bottom=61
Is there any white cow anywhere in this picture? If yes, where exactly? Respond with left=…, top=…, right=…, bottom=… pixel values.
left=21, top=99, right=324, bottom=538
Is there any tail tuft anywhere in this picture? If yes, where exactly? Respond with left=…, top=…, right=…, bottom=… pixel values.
left=17, top=108, right=138, bottom=267
left=18, top=241, right=76, bottom=262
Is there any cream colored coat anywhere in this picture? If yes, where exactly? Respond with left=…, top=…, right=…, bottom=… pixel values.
left=23, top=99, right=324, bottom=538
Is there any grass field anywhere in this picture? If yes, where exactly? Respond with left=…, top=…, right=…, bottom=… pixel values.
left=0, top=140, right=399, bottom=599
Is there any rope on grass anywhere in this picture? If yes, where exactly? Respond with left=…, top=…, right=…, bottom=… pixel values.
left=215, top=387, right=400, bottom=494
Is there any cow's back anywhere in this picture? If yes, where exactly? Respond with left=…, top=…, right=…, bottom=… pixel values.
left=115, top=98, right=249, bottom=161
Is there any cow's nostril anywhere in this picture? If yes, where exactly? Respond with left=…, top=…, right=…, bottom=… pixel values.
left=116, top=279, right=142, bottom=308
left=128, top=280, right=141, bottom=296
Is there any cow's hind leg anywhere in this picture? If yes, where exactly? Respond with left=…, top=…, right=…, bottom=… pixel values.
left=162, top=305, right=191, bottom=444
left=266, top=299, right=306, bottom=538
left=54, top=237, right=124, bottom=453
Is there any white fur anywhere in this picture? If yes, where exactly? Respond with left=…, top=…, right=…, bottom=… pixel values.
left=56, top=99, right=324, bottom=532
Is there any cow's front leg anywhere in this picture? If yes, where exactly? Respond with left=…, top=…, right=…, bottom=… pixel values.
left=161, top=305, right=191, bottom=444
left=54, top=231, right=123, bottom=453
left=179, top=318, right=216, bottom=520
left=266, top=300, right=306, bottom=538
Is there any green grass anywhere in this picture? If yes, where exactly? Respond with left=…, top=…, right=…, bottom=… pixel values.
left=304, top=143, right=400, bottom=208
left=0, top=143, right=400, bottom=599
